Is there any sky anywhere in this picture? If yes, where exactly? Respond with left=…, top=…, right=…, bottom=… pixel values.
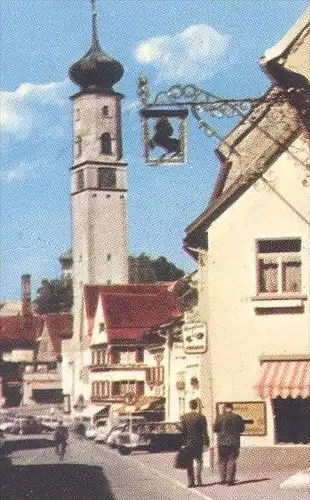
left=0, top=0, right=308, bottom=301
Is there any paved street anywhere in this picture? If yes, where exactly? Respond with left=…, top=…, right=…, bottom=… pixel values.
left=1, top=436, right=309, bottom=500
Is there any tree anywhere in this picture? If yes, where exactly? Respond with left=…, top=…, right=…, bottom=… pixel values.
left=35, top=277, right=73, bottom=314
left=129, top=253, right=184, bottom=284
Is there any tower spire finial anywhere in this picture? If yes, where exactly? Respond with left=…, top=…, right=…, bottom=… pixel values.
left=90, top=0, right=100, bottom=47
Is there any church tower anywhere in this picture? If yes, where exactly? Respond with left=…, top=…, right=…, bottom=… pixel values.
left=69, top=1, right=128, bottom=291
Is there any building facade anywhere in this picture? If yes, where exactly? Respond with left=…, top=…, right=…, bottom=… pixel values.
left=184, top=11, right=310, bottom=469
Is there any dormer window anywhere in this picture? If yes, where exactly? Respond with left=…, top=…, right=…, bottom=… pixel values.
left=100, top=133, right=112, bottom=155
left=75, top=136, right=82, bottom=157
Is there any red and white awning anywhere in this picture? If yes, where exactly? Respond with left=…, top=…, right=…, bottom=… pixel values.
left=255, top=361, right=309, bottom=399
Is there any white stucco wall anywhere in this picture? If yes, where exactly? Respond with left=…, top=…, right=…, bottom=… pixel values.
left=202, top=135, right=310, bottom=447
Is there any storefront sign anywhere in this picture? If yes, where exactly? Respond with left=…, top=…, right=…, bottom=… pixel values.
left=216, top=401, right=267, bottom=436
left=183, top=322, right=207, bottom=354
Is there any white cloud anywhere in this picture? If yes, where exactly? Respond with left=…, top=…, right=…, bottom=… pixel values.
left=134, top=24, right=229, bottom=82
left=1, top=162, right=35, bottom=183
left=0, top=79, right=71, bottom=138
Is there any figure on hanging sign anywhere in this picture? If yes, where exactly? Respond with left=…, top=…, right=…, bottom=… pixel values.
left=149, top=117, right=181, bottom=160
left=140, top=108, right=188, bottom=166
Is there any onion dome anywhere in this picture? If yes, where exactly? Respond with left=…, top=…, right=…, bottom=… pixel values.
left=69, top=3, right=124, bottom=93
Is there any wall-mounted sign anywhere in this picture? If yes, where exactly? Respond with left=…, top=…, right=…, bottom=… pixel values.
left=183, top=322, right=207, bottom=354
left=140, top=109, right=188, bottom=166
left=216, top=401, right=267, bottom=436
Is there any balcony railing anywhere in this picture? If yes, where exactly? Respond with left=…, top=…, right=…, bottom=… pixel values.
left=89, top=363, right=147, bottom=372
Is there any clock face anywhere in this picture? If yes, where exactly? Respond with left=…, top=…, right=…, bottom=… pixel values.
left=98, top=168, right=116, bottom=189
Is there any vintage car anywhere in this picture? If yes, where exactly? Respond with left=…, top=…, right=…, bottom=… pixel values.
left=87, top=418, right=108, bottom=440
left=10, top=417, right=42, bottom=435
left=118, top=421, right=182, bottom=455
left=104, top=416, right=146, bottom=447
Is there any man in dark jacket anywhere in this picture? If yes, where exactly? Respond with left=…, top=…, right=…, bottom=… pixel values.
left=180, top=399, right=210, bottom=488
left=213, top=403, right=245, bottom=486
left=54, top=420, right=69, bottom=454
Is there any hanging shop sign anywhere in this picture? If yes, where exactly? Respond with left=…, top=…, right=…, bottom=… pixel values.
left=183, top=322, right=207, bottom=354
left=216, top=401, right=267, bottom=436
left=140, top=108, right=188, bottom=166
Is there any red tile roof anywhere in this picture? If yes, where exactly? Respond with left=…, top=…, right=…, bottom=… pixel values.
left=0, top=312, right=72, bottom=354
left=84, top=283, right=182, bottom=342
left=0, top=315, right=44, bottom=346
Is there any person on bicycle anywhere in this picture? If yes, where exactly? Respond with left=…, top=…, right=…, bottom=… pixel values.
left=54, top=420, right=68, bottom=455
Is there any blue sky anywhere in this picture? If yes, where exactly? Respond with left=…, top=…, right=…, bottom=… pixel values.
left=1, top=0, right=307, bottom=300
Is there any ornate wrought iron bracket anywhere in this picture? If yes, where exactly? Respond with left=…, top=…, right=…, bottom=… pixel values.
left=138, top=76, right=262, bottom=142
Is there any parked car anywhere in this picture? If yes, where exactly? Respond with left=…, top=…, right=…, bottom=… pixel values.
left=0, top=419, right=14, bottom=433
left=10, top=417, right=42, bottom=435
left=85, top=423, right=97, bottom=440
left=105, top=416, right=146, bottom=447
left=89, top=418, right=107, bottom=441
left=38, top=416, right=59, bottom=432
left=105, top=424, right=127, bottom=447
left=118, top=421, right=182, bottom=455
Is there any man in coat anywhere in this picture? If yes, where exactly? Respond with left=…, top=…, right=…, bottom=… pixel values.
left=213, top=402, right=245, bottom=486
left=180, top=399, right=210, bottom=488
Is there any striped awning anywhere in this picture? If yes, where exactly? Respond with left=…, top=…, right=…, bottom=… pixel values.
left=256, top=361, right=309, bottom=399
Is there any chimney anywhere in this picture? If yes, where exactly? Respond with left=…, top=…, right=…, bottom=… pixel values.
left=21, top=274, right=32, bottom=316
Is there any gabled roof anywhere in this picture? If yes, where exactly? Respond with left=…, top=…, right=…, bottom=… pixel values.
left=39, top=312, right=73, bottom=359
left=184, top=12, right=310, bottom=256
left=84, top=283, right=182, bottom=342
left=0, top=312, right=72, bottom=353
left=0, top=315, right=44, bottom=346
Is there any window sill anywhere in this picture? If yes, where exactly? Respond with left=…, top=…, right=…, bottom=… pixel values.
left=252, top=295, right=307, bottom=309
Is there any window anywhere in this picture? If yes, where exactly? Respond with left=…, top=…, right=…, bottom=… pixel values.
left=98, top=168, right=116, bottom=189
left=146, top=366, right=164, bottom=385
left=102, top=106, right=109, bottom=117
left=119, top=351, right=136, bottom=365
left=75, top=109, right=80, bottom=121
left=75, top=136, right=82, bottom=157
left=100, top=133, right=112, bottom=155
left=76, top=170, right=84, bottom=191
left=257, top=239, right=301, bottom=295
left=136, top=349, right=144, bottom=363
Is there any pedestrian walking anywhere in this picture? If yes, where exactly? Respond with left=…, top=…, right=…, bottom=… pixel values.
left=213, top=402, right=245, bottom=486
left=180, top=399, right=210, bottom=488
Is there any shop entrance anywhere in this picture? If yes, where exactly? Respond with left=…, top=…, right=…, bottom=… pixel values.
left=272, top=397, right=310, bottom=444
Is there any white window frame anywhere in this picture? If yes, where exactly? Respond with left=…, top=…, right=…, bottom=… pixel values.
left=256, top=238, right=302, bottom=297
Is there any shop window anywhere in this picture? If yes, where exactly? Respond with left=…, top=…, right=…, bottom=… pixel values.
left=98, top=168, right=116, bottom=189
left=273, top=397, right=310, bottom=444
left=75, top=136, right=82, bottom=157
left=100, top=133, right=112, bottom=155
left=256, top=238, right=301, bottom=295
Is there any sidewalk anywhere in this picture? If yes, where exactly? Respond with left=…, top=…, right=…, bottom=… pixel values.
left=129, top=449, right=310, bottom=500
left=280, top=468, right=310, bottom=489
